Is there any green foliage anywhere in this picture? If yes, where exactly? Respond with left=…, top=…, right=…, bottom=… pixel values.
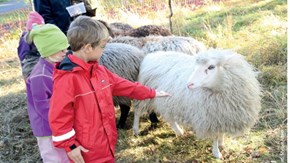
left=179, top=0, right=287, bottom=46
left=0, top=8, right=30, bottom=42
left=258, top=65, right=287, bottom=86
left=259, top=85, right=287, bottom=128
left=0, top=8, right=29, bottom=24
left=241, top=34, right=287, bottom=86
left=0, top=0, right=9, bottom=3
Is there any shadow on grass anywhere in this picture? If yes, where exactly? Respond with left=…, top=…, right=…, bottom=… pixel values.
left=0, top=75, right=24, bottom=87
left=0, top=90, right=41, bottom=162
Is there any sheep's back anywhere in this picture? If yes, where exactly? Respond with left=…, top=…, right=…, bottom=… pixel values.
left=110, top=35, right=164, bottom=49
left=142, top=36, right=207, bottom=55
left=109, top=36, right=145, bottom=49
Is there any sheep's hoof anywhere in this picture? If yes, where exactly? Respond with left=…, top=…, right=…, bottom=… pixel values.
left=117, top=123, right=125, bottom=129
left=133, top=128, right=139, bottom=136
left=213, top=151, right=222, bottom=159
left=117, top=123, right=132, bottom=130
left=174, top=129, right=184, bottom=136
left=218, top=141, right=224, bottom=148
left=218, top=145, right=224, bottom=149
left=149, top=122, right=158, bottom=130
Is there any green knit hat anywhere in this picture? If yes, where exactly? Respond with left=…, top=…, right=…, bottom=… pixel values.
left=29, top=24, right=69, bottom=57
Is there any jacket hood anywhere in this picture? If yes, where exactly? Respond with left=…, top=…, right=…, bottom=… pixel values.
left=53, top=52, right=99, bottom=80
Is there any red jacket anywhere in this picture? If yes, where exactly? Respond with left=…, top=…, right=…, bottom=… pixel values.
left=49, top=54, right=155, bottom=162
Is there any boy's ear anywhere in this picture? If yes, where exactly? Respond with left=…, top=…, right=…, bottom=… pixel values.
left=83, top=44, right=93, bottom=53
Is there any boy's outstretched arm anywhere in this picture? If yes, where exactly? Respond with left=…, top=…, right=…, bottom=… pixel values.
left=104, top=67, right=171, bottom=99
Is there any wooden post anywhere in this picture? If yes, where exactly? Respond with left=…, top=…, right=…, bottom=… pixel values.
left=30, top=0, right=34, bottom=11
left=168, top=0, right=173, bottom=33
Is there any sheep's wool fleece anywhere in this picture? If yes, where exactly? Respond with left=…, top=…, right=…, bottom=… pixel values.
left=110, top=35, right=207, bottom=56
left=142, top=36, right=207, bottom=55
left=110, top=35, right=162, bottom=49
left=99, top=43, right=145, bottom=106
left=135, top=49, right=262, bottom=138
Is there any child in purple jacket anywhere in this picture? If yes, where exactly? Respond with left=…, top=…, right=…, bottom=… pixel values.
left=25, top=23, right=70, bottom=162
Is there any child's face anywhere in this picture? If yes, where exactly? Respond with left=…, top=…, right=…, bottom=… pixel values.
left=89, top=38, right=110, bottom=61
left=48, top=49, right=67, bottom=63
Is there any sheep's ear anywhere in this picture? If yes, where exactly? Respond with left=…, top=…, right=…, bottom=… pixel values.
left=224, top=54, right=235, bottom=61
left=220, top=54, right=236, bottom=67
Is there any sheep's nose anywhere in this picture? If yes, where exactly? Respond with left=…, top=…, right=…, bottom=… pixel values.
left=187, top=83, right=194, bottom=89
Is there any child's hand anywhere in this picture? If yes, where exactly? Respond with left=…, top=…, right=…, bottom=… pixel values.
left=155, top=91, right=171, bottom=97
left=67, top=145, right=89, bottom=163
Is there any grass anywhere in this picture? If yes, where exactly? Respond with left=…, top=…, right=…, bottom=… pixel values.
left=0, top=5, right=30, bottom=24
left=0, top=0, right=287, bottom=162
left=0, top=0, right=9, bottom=3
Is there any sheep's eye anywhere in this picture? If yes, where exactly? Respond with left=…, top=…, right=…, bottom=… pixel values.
left=208, top=65, right=215, bottom=70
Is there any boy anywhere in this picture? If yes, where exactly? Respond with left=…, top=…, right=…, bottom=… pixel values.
left=48, top=16, right=170, bottom=163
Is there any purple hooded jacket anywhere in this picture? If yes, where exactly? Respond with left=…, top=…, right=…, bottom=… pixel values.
left=26, top=57, right=54, bottom=136
left=17, top=32, right=36, bottom=67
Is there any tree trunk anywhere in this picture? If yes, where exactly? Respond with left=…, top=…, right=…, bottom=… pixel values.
left=168, top=0, right=173, bottom=33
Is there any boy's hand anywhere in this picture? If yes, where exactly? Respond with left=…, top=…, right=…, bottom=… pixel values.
left=67, top=146, right=89, bottom=163
left=155, top=91, right=171, bottom=97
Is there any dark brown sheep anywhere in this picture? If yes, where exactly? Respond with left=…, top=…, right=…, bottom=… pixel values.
left=125, top=25, right=172, bottom=37
left=109, top=22, right=134, bottom=37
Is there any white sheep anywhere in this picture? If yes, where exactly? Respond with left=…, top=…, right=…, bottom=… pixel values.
left=133, top=49, right=262, bottom=159
left=110, top=35, right=207, bottom=55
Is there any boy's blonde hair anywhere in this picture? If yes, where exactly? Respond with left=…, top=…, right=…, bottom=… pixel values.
left=67, top=16, right=110, bottom=51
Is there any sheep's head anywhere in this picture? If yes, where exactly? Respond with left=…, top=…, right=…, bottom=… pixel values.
left=187, top=59, right=220, bottom=91
left=187, top=49, right=235, bottom=91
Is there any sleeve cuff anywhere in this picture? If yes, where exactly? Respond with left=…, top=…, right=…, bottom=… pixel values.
left=151, top=89, right=156, bottom=98
left=65, top=141, right=80, bottom=152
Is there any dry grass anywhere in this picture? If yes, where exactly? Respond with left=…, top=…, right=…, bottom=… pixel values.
left=0, top=0, right=287, bottom=162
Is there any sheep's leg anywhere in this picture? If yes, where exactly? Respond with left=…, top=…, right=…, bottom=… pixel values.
left=149, top=111, right=159, bottom=123
left=149, top=111, right=159, bottom=128
left=168, top=121, right=184, bottom=136
left=218, top=134, right=224, bottom=147
left=133, top=107, right=142, bottom=136
left=212, top=138, right=222, bottom=159
left=117, top=104, right=130, bottom=129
